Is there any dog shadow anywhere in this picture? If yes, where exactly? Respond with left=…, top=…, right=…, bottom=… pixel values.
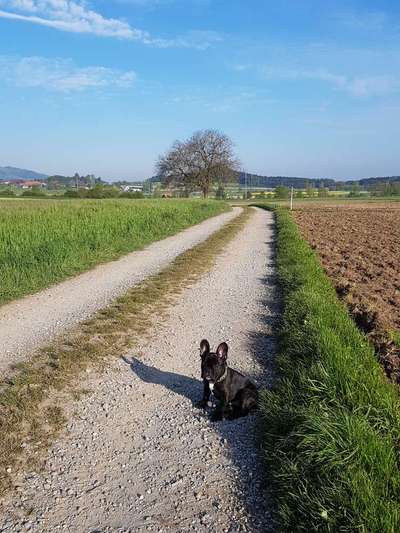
left=122, top=356, right=202, bottom=405
left=122, top=344, right=276, bottom=531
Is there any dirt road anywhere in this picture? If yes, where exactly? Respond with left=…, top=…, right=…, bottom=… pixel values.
left=0, top=208, right=277, bottom=532
left=0, top=208, right=240, bottom=376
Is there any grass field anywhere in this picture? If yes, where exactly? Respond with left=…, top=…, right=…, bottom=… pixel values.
left=257, top=205, right=400, bottom=532
left=0, top=199, right=228, bottom=306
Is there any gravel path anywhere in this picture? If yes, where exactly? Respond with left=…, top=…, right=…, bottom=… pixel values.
left=0, top=208, right=278, bottom=532
left=0, top=208, right=240, bottom=376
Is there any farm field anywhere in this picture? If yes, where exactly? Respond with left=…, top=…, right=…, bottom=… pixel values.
left=264, top=197, right=400, bottom=208
left=260, top=205, right=400, bottom=532
left=0, top=199, right=227, bottom=306
left=289, top=198, right=400, bottom=208
left=293, top=203, right=400, bottom=383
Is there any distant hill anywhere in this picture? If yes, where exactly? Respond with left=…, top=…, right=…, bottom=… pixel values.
left=237, top=172, right=336, bottom=189
left=335, top=176, right=400, bottom=189
left=149, top=173, right=336, bottom=189
left=151, top=172, right=400, bottom=190
left=359, top=176, right=400, bottom=187
left=150, top=172, right=336, bottom=189
left=0, top=166, right=48, bottom=181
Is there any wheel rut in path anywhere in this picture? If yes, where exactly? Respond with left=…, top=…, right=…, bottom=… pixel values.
left=0, top=208, right=278, bottom=532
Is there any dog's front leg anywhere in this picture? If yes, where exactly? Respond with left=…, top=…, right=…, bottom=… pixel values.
left=196, top=379, right=210, bottom=409
left=211, top=396, right=227, bottom=422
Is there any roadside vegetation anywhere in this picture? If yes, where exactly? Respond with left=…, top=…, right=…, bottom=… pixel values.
left=0, top=199, right=227, bottom=306
left=0, top=208, right=250, bottom=495
left=258, top=206, right=400, bottom=532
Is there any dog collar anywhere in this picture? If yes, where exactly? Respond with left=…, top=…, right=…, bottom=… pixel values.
left=215, top=367, right=228, bottom=383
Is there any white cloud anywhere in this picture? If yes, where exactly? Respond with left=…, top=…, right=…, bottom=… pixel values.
left=165, top=87, right=275, bottom=114
left=261, top=66, right=399, bottom=97
left=0, top=1, right=222, bottom=48
left=0, top=0, right=150, bottom=42
left=0, top=56, right=136, bottom=91
left=155, top=30, right=222, bottom=50
left=0, top=0, right=148, bottom=39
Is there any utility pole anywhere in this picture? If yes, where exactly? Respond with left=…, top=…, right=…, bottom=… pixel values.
left=290, top=186, right=294, bottom=210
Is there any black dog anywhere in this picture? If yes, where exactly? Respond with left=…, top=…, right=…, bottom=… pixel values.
left=197, top=339, right=258, bottom=421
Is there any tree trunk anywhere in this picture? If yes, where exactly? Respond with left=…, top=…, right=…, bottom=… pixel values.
left=202, top=186, right=209, bottom=199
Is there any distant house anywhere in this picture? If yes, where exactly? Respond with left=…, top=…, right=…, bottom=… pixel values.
left=122, top=184, right=143, bottom=193
left=18, top=180, right=47, bottom=189
left=3, top=179, right=46, bottom=189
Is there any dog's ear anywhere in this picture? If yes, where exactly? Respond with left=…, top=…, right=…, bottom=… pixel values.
left=200, top=339, right=210, bottom=357
left=216, top=342, right=228, bottom=360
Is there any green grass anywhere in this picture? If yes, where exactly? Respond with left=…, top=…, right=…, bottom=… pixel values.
left=0, top=198, right=227, bottom=306
left=257, top=206, right=400, bottom=532
left=390, top=330, right=400, bottom=347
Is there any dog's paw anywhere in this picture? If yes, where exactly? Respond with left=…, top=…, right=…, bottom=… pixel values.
left=195, top=399, right=208, bottom=409
left=210, top=412, right=223, bottom=422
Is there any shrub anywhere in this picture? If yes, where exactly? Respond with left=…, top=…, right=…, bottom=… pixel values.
left=274, top=185, right=290, bottom=199
left=215, top=185, right=226, bottom=200
left=119, top=191, right=145, bottom=199
left=317, top=187, right=330, bottom=197
left=63, top=189, right=82, bottom=198
left=0, top=188, right=16, bottom=197
left=21, top=186, right=46, bottom=197
left=86, top=184, right=119, bottom=198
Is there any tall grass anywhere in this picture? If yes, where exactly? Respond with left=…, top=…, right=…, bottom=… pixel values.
left=258, top=206, right=400, bottom=532
left=0, top=199, right=227, bottom=305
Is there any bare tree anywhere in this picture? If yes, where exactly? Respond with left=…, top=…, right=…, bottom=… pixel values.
left=156, top=129, right=240, bottom=198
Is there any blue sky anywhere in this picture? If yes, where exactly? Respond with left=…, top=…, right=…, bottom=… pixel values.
left=0, top=0, right=399, bottom=180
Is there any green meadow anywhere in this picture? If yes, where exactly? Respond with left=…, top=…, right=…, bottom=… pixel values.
left=0, top=199, right=227, bottom=306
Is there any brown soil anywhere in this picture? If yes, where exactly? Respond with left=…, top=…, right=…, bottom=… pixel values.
left=293, top=206, right=400, bottom=384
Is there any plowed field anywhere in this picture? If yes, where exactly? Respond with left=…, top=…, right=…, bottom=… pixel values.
left=293, top=204, right=400, bottom=383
